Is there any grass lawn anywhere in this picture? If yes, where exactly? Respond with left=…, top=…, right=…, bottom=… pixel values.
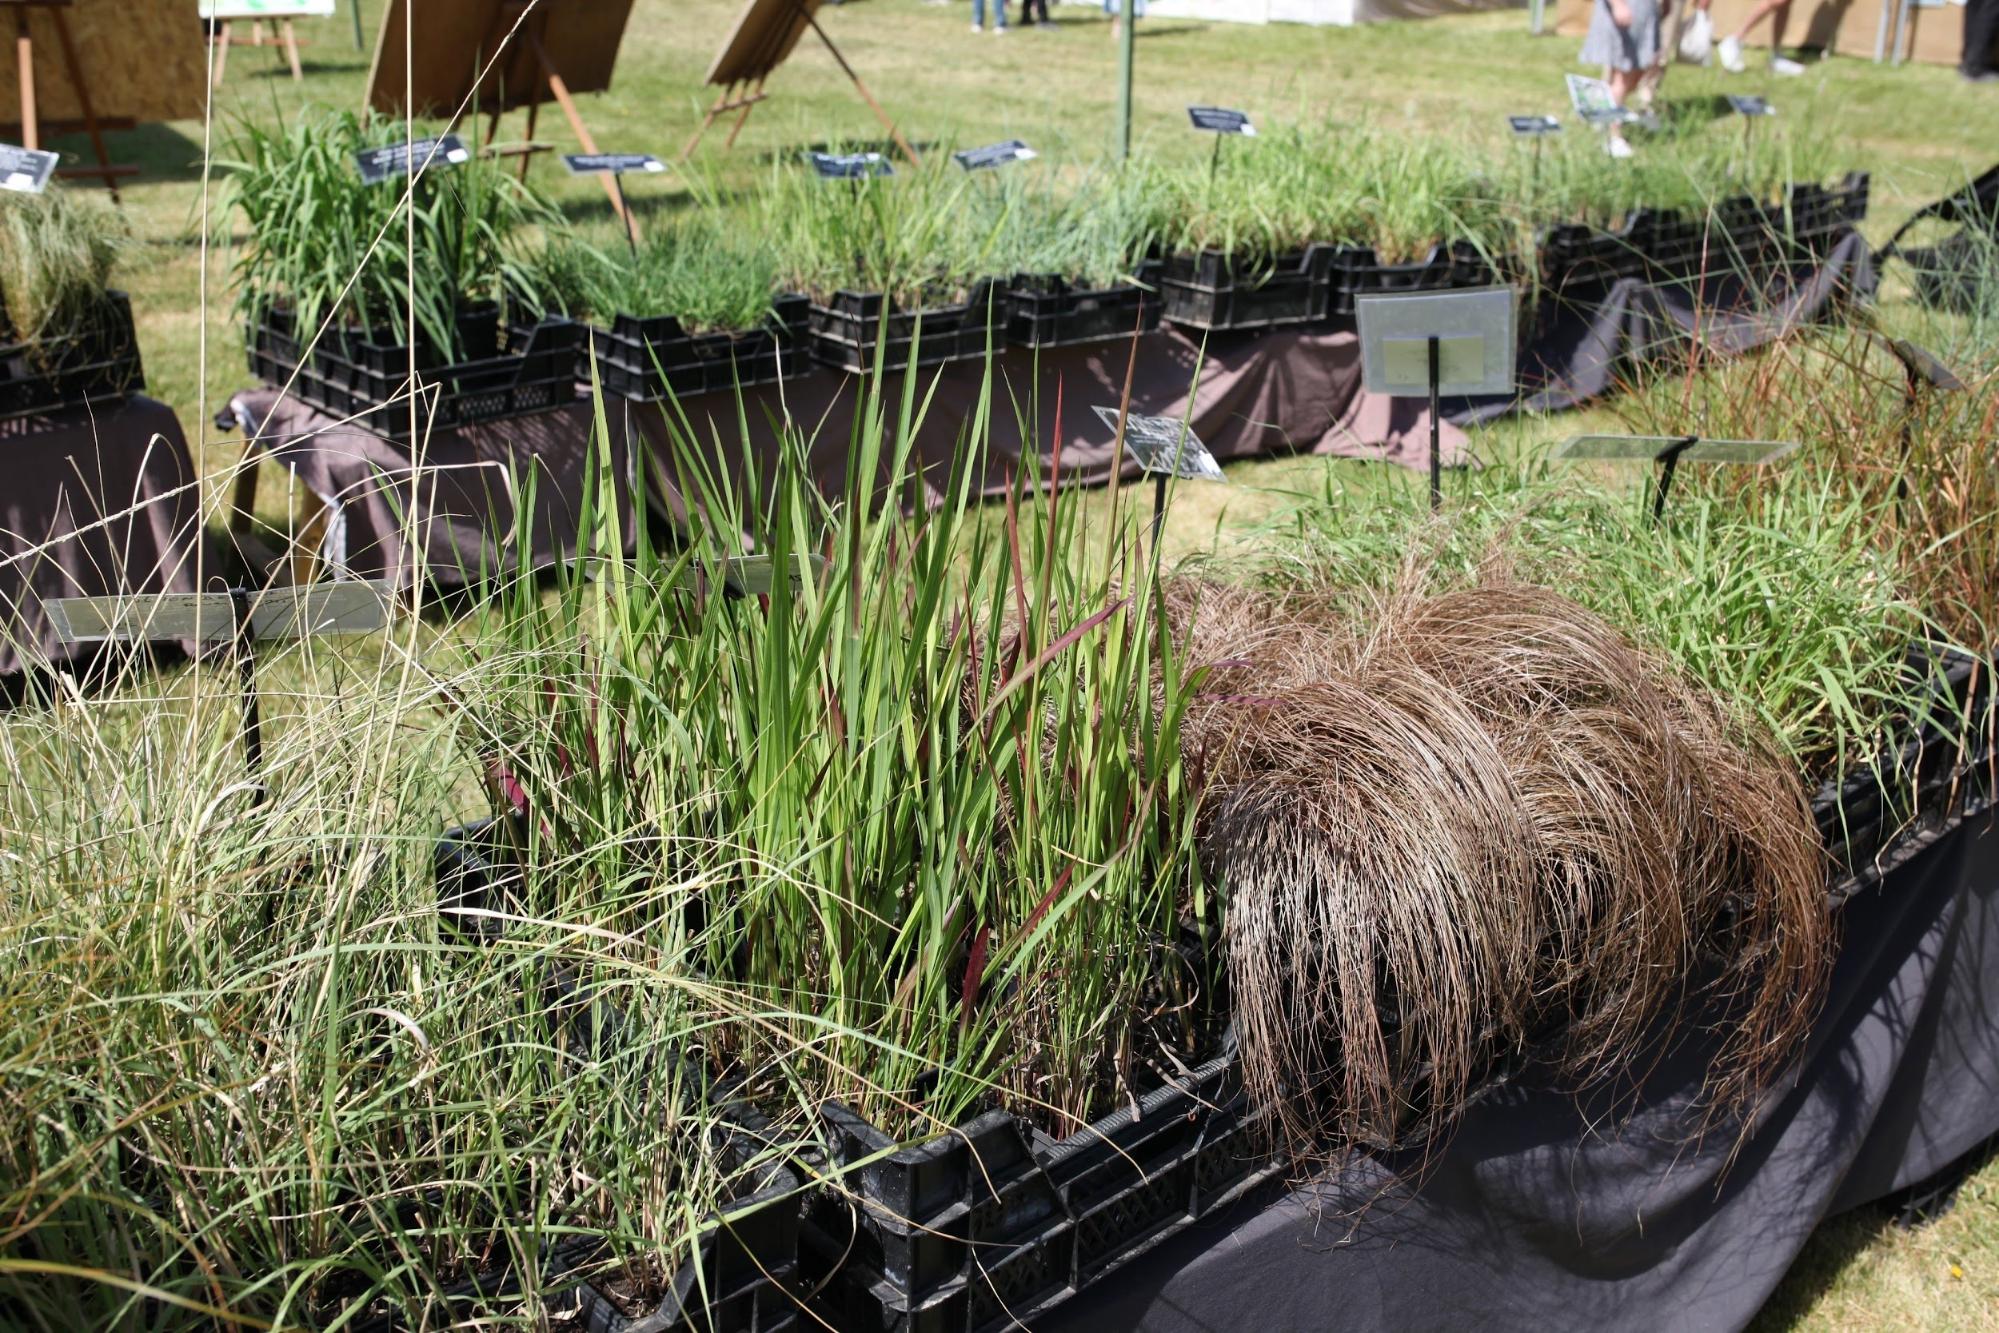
left=26, top=0, right=1999, bottom=1324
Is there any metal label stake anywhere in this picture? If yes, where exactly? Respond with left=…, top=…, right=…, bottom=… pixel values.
left=47, top=581, right=394, bottom=800
left=1093, top=406, right=1225, bottom=545
left=1554, top=434, right=1798, bottom=524
left=1357, top=287, right=1517, bottom=513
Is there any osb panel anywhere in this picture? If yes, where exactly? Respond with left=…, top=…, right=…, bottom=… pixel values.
left=0, top=0, right=207, bottom=126
left=367, top=0, right=636, bottom=118
left=705, top=0, right=822, bottom=88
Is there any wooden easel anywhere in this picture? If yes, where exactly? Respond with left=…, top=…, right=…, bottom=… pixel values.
left=682, top=0, right=919, bottom=167
left=211, top=18, right=308, bottom=87
left=1, top=0, right=134, bottom=199
left=477, top=0, right=634, bottom=237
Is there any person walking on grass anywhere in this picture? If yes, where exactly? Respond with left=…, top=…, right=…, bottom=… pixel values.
left=972, top=0, right=1006, bottom=34
left=1581, top=0, right=1663, bottom=159
left=1710, top=0, right=1807, bottom=76
left=1019, top=0, right=1050, bottom=27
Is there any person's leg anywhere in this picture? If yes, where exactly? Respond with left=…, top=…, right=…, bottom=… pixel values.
left=1605, top=66, right=1640, bottom=156
left=972, top=0, right=985, bottom=30
left=1966, top=0, right=1999, bottom=78
left=1718, top=0, right=1786, bottom=70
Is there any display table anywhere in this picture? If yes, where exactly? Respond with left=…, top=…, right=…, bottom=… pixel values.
left=227, top=389, right=637, bottom=589
left=1047, top=801, right=1999, bottom=1332
left=0, top=396, right=210, bottom=677
left=230, top=326, right=1465, bottom=585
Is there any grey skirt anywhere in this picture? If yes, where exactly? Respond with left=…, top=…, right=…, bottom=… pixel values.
left=1579, top=0, right=1662, bottom=72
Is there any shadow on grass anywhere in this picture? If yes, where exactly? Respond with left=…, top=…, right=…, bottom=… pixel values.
left=1745, top=1210, right=1886, bottom=1331
left=47, top=122, right=210, bottom=186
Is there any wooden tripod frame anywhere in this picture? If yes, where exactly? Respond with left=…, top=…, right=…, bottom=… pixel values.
left=682, top=2, right=919, bottom=168
left=3, top=0, right=134, bottom=198
left=211, top=17, right=308, bottom=88
left=477, top=0, right=634, bottom=237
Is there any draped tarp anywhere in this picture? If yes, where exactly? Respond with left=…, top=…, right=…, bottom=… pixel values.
left=1046, top=801, right=1999, bottom=1333
left=0, top=396, right=210, bottom=678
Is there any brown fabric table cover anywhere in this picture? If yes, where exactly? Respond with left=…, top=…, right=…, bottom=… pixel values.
left=232, top=327, right=1464, bottom=585
left=229, top=389, right=637, bottom=590
left=633, top=325, right=1469, bottom=518
left=0, top=396, right=209, bottom=677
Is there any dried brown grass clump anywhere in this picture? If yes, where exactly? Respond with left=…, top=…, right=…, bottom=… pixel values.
left=1177, top=576, right=1830, bottom=1152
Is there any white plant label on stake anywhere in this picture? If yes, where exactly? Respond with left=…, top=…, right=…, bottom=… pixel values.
left=198, top=1, right=336, bottom=15
left=564, top=152, right=667, bottom=175
left=1508, top=115, right=1562, bottom=136
left=954, top=140, right=1038, bottom=171
left=1565, top=74, right=1637, bottom=127
left=1726, top=94, right=1775, bottom=117
left=355, top=135, right=470, bottom=185
left=0, top=144, right=59, bottom=194
left=807, top=150, right=892, bottom=180
left=1187, top=106, right=1255, bottom=136
left=47, top=580, right=394, bottom=645
left=1092, top=406, right=1225, bottom=480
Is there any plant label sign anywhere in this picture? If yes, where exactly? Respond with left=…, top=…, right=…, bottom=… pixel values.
left=954, top=140, right=1037, bottom=171
left=1564, top=74, right=1636, bottom=127
left=564, top=152, right=666, bottom=176
left=356, top=135, right=470, bottom=185
left=1093, top=407, right=1225, bottom=481
left=808, top=151, right=892, bottom=180
left=0, top=145, right=60, bottom=194
left=1508, top=115, right=1562, bottom=136
left=1726, top=94, right=1775, bottom=117
left=1554, top=435, right=1797, bottom=465
left=1187, top=106, right=1255, bottom=136
left=47, top=581, right=393, bottom=645
left=1356, top=287, right=1517, bottom=398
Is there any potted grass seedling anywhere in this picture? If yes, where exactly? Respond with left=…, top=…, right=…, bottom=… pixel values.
left=525, top=211, right=807, bottom=401
left=0, top=185, right=142, bottom=419
left=762, top=152, right=1008, bottom=371
left=223, top=108, right=583, bottom=437
left=986, top=163, right=1168, bottom=348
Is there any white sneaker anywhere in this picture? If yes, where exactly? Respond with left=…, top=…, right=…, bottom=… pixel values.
left=1678, top=10, right=1713, bottom=64
left=971, top=20, right=982, bottom=29
left=1771, top=54, right=1806, bottom=75
left=1606, top=135, right=1636, bottom=160
left=1718, top=35, right=1745, bottom=73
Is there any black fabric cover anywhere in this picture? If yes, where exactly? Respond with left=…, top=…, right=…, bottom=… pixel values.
left=1451, top=231, right=1877, bottom=425
left=1044, top=805, right=1999, bottom=1332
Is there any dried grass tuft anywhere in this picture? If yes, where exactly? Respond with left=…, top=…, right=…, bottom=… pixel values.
left=1172, top=576, right=1831, bottom=1152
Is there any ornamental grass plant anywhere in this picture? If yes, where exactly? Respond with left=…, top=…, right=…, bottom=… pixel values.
left=221, top=109, right=554, bottom=358
left=0, top=634, right=817, bottom=1330
left=0, top=186, right=126, bottom=356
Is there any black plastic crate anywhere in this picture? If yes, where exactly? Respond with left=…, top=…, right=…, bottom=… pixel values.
left=1780, top=171, right=1870, bottom=241
left=800, top=1039, right=1281, bottom=1333
left=1328, top=240, right=1500, bottom=316
left=0, top=289, right=145, bottom=421
left=1816, top=646, right=1993, bottom=903
left=808, top=282, right=1006, bottom=373
left=246, top=305, right=583, bottom=440
left=1005, top=261, right=1164, bottom=348
left=1158, top=246, right=1334, bottom=331
left=585, top=294, right=812, bottom=401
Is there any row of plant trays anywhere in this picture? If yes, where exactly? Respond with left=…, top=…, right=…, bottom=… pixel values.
left=245, top=303, right=583, bottom=442
left=420, top=643, right=1991, bottom=1333
left=0, top=289, right=146, bottom=423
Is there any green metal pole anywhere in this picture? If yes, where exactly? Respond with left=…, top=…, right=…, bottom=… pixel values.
left=1117, top=0, right=1135, bottom=161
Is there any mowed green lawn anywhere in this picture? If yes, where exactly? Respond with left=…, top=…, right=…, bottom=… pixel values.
left=37, top=1, right=1999, bottom=1326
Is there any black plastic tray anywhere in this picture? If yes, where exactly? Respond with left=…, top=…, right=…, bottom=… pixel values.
left=247, top=304, right=582, bottom=441
left=807, top=283, right=1006, bottom=373
left=1158, top=246, right=1334, bottom=331
left=1328, top=240, right=1499, bottom=315
left=800, top=1037, right=1281, bottom=1333
left=0, top=289, right=145, bottom=421
left=1005, top=262, right=1163, bottom=348
left=585, top=294, right=812, bottom=401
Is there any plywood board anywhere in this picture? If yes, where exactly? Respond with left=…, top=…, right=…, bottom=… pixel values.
left=367, top=0, right=635, bottom=118
left=0, top=0, right=206, bottom=126
left=705, top=0, right=822, bottom=87
left=1556, top=0, right=1986, bottom=67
